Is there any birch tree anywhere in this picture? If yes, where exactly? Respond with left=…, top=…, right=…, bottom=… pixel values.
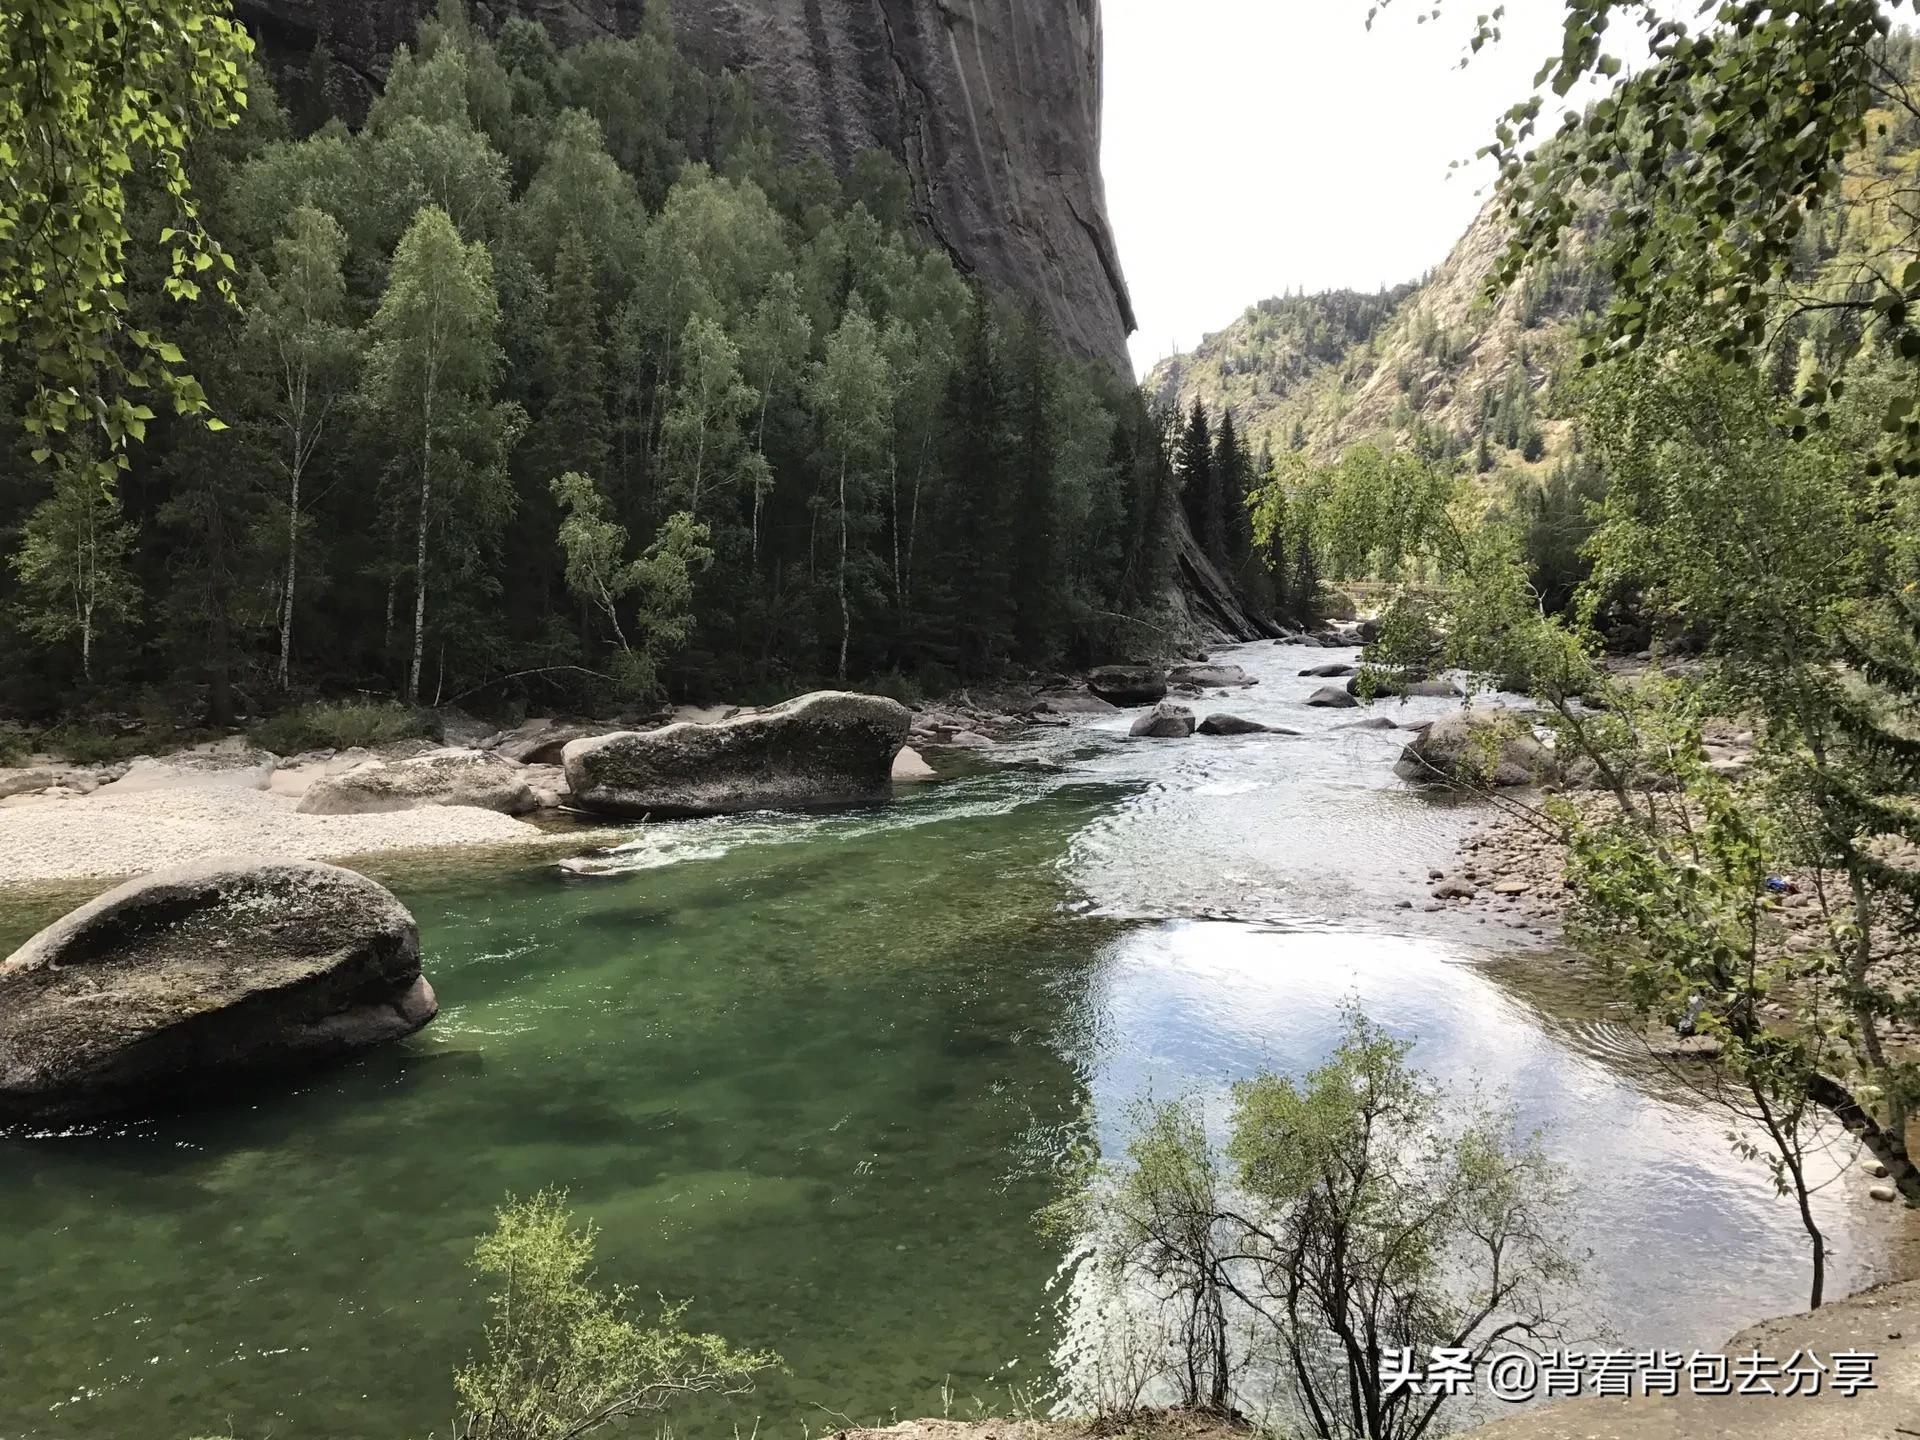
left=362, top=205, right=504, bottom=703
left=243, top=205, right=357, bottom=688
left=808, top=311, right=891, bottom=682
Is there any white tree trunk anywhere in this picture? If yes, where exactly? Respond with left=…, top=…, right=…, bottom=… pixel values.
left=838, top=457, right=850, bottom=682
left=408, top=358, right=436, bottom=705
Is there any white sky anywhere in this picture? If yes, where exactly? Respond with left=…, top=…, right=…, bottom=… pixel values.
left=1103, top=1, right=1580, bottom=376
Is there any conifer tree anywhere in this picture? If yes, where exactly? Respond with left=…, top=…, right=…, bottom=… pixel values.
left=533, top=231, right=611, bottom=484
left=938, top=294, right=1014, bottom=679
left=1177, top=401, right=1214, bottom=557
left=1010, top=314, right=1058, bottom=661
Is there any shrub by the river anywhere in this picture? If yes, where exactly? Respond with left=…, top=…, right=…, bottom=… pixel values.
left=451, top=1191, right=780, bottom=1440
left=1049, top=1011, right=1579, bottom=1434
left=250, top=699, right=429, bottom=755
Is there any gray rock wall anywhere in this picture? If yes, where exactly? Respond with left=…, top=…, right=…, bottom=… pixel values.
left=239, top=0, right=1135, bottom=368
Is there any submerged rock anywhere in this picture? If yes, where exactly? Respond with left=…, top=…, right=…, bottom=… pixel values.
left=1335, top=716, right=1399, bottom=732
left=563, top=691, right=911, bottom=818
left=0, top=859, right=434, bottom=1125
left=1129, top=702, right=1196, bottom=739
left=1086, top=665, right=1168, bottom=706
left=1346, top=673, right=1464, bottom=700
left=1299, top=663, right=1357, bottom=678
left=1394, top=706, right=1557, bottom=788
left=297, top=749, right=539, bottom=816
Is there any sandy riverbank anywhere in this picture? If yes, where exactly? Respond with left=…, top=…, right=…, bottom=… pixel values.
left=0, top=784, right=597, bottom=887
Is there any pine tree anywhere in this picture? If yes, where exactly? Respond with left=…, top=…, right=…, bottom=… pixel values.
left=1177, top=401, right=1214, bottom=556
left=534, top=230, right=611, bottom=483
left=1009, top=313, right=1058, bottom=662
left=937, top=294, right=1014, bottom=679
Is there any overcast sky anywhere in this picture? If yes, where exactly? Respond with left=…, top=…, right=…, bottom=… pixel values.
left=1103, top=1, right=1579, bottom=376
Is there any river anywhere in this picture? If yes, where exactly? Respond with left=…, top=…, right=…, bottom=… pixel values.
left=0, top=641, right=1910, bottom=1438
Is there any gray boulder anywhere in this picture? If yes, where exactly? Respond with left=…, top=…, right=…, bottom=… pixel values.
left=563, top=690, right=911, bottom=818
left=490, top=719, right=619, bottom=766
left=1087, top=665, right=1168, bottom=706
left=1197, top=713, right=1289, bottom=736
left=1335, top=716, right=1400, bottom=732
left=1299, top=663, right=1357, bottom=678
left=0, top=859, right=434, bottom=1125
left=1032, top=690, right=1119, bottom=716
left=297, top=749, right=539, bottom=816
left=1394, top=706, right=1557, bottom=788
left=1169, top=662, right=1257, bottom=689
left=1307, top=686, right=1359, bottom=709
left=1129, top=702, right=1196, bottom=739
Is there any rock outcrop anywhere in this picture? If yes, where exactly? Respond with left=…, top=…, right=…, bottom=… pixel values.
left=1087, top=665, right=1168, bottom=707
left=240, top=0, right=1133, bottom=368
left=0, top=859, right=434, bottom=1124
left=297, top=749, right=540, bottom=815
left=1394, top=705, right=1556, bottom=788
left=563, top=690, right=911, bottom=817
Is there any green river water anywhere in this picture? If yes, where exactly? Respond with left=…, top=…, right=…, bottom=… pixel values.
left=0, top=642, right=1910, bottom=1439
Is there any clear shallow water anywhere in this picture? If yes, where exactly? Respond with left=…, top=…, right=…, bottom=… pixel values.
left=0, top=643, right=1909, bottom=1439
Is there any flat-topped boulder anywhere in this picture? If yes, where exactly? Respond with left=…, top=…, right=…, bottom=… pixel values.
left=1169, top=662, right=1257, bottom=689
left=0, top=859, right=434, bottom=1125
left=1307, top=686, right=1359, bottom=709
left=1394, top=705, right=1557, bottom=788
left=1197, top=713, right=1291, bottom=736
left=563, top=690, right=911, bottom=818
left=296, top=749, right=539, bottom=816
left=1086, top=665, right=1168, bottom=706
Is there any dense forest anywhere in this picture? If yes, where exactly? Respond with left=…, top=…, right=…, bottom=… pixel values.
left=0, top=0, right=1213, bottom=734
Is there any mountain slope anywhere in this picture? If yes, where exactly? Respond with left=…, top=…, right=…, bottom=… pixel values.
left=1149, top=198, right=1605, bottom=471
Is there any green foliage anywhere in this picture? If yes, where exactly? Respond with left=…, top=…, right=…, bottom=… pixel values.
left=0, top=3, right=1187, bottom=718
left=0, top=0, right=252, bottom=482
left=7, top=463, right=140, bottom=680
left=452, top=1190, right=779, bottom=1440
left=249, top=698, right=428, bottom=753
left=1056, top=1012, right=1578, bottom=1435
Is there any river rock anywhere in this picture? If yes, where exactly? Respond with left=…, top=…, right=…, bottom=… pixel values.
left=1197, top=713, right=1277, bottom=736
left=489, top=719, right=621, bottom=766
left=1299, top=663, right=1357, bottom=678
left=1086, top=665, right=1168, bottom=706
left=1129, top=702, right=1196, bottom=739
left=297, top=749, right=539, bottom=816
left=1033, top=690, right=1119, bottom=716
left=891, top=746, right=937, bottom=782
left=97, top=739, right=276, bottom=795
left=1169, top=663, right=1257, bottom=689
left=1307, top=686, right=1359, bottom=709
left=0, top=859, right=434, bottom=1125
left=1335, top=716, right=1399, bottom=731
left=1394, top=706, right=1557, bottom=788
left=563, top=690, right=911, bottom=818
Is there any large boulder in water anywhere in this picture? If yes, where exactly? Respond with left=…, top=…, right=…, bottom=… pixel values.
left=297, top=749, right=538, bottom=816
left=1197, top=713, right=1288, bottom=736
left=0, top=859, right=434, bottom=1125
left=563, top=691, right=911, bottom=818
left=1087, top=665, right=1168, bottom=706
left=1128, top=701, right=1196, bottom=739
left=1307, top=686, right=1359, bottom=709
left=1394, top=705, right=1557, bottom=788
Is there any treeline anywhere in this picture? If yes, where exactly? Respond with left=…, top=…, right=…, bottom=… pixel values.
left=0, top=0, right=1192, bottom=728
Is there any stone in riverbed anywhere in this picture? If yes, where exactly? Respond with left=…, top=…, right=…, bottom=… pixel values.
left=563, top=690, right=911, bottom=818
left=1169, top=662, right=1257, bottom=689
left=1870, top=1185, right=1898, bottom=1203
left=1197, top=713, right=1291, bottom=736
left=1086, top=665, right=1168, bottom=706
left=1335, top=716, right=1398, bottom=731
left=0, top=859, right=434, bottom=1125
left=891, top=746, right=937, bottom=782
left=297, top=749, right=539, bottom=816
left=1129, top=702, right=1196, bottom=739
left=1298, top=663, right=1357, bottom=678
left=1395, top=706, right=1556, bottom=788
left=1307, top=686, right=1359, bottom=709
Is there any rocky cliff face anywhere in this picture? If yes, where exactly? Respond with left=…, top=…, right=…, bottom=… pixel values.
left=239, top=0, right=1136, bottom=370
